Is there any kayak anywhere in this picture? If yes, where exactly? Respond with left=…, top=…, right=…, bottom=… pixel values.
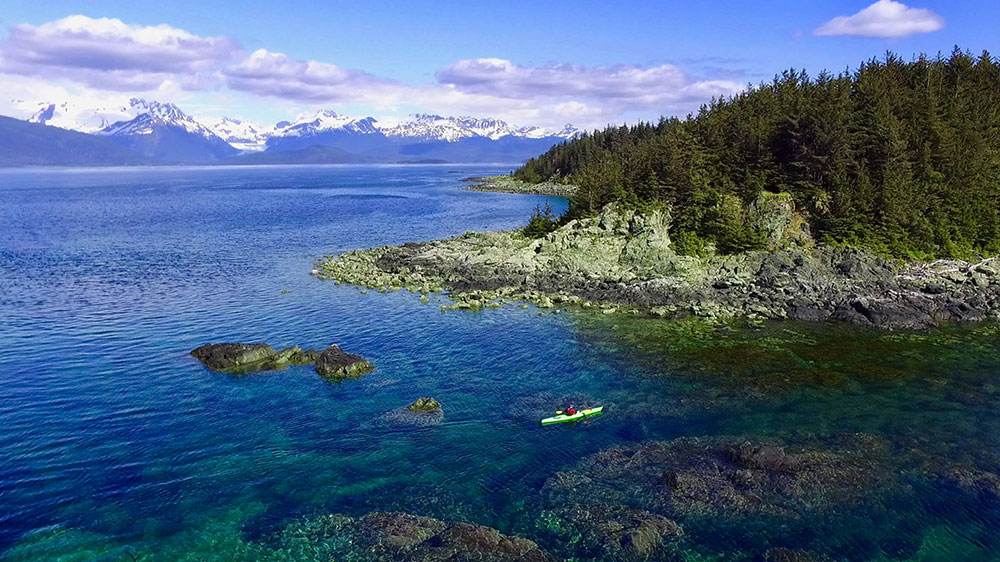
left=541, top=406, right=604, bottom=426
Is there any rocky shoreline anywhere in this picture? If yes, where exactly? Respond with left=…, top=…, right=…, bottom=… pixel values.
left=463, top=175, right=577, bottom=198
left=316, top=197, right=1000, bottom=330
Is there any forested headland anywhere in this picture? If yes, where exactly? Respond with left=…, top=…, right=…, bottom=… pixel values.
left=515, top=49, right=1000, bottom=259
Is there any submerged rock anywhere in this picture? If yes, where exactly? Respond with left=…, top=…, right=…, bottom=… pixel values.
left=275, top=511, right=553, bottom=562
left=763, top=547, right=834, bottom=562
left=190, top=343, right=319, bottom=373
left=382, top=398, right=444, bottom=427
left=538, top=433, right=918, bottom=559
left=315, top=344, right=373, bottom=380
left=537, top=504, right=683, bottom=561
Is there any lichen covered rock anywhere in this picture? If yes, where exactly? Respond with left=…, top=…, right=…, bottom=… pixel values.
left=317, top=202, right=1000, bottom=330
left=314, top=344, right=373, bottom=380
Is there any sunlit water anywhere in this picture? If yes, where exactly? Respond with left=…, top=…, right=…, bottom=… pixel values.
left=0, top=165, right=997, bottom=561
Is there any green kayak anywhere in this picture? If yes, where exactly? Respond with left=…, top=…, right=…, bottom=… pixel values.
left=541, top=406, right=604, bottom=425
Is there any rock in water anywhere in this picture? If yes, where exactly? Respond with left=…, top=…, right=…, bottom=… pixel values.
left=315, top=344, right=373, bottom=380
left=190, top=343, right=281, bottom=372
left=409, top=397, right=441, bottom=412
left=191, top=343, right=323, bottom=373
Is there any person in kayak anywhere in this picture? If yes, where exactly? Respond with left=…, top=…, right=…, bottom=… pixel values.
left=565, top=405, right=577, bottom=415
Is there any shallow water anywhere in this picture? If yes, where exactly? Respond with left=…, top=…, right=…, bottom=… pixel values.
left=0, top=165, right=997, bottom=561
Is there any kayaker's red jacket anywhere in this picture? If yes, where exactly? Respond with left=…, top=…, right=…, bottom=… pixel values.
left=565, top=407, right=577, bottom=415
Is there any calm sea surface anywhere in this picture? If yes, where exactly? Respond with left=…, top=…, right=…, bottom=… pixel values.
left=0, top=165, right=997, bottom=561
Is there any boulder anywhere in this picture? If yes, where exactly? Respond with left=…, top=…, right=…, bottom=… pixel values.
left=315, top=344, right=373, bottom=380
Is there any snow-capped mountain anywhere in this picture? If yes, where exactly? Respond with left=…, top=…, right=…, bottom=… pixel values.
left=95, top=100, right=239, bottom=163
left=27, top=99, right=151, bottom=134
left=202, top=117, right=273, bottom=152
left=100, top=100, right=218, bottom=139
left=263, top=110, right=580, bottom=156
left=275, top=110, right=381, bottom=138
left=10, top=97, right=581, bottom=164
left=379, top=114, right=577, bottom=142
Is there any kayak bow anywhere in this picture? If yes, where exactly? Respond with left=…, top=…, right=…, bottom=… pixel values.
left=541, top=406, right=604, bottom=426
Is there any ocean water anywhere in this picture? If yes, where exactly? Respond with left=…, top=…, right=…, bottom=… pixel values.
left=0, top=165, right=997, bottom=561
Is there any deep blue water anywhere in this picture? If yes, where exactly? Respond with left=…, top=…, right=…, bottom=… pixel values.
left=1, top=165, right=998, bottom=561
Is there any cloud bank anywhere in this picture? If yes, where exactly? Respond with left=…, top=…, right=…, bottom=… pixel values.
left=0, top=15, right=745, bottom=128
left=0, top=15, right=239, bottom=90
left=814, top=0, right=944, bottom=38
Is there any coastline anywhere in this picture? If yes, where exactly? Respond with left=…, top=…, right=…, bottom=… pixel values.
left=462, top=174, right=578, bottom=198
left=317, top=199, right=1000, bottom=331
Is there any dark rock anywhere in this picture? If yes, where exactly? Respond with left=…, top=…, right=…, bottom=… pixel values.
left=938, top=466, right=1000, bottom=502
left=729, top=442, right=798, bottom=472
left=355, top=512, right=444, bottom=550
left=409, top=397, right=442, bottom=412
left=315, top=344, right=373, bottom=380
left=381, top=405, right=444, bottom=427
left=191, top=343, right=284, bottom=373
left=191, top=342, right=324, bottom=373
left=541, top=434, right=904, bottom=555
left=412, top=522, right=552, bottom=562
left=921, top=283, right=947, bottom=295
left=786, top=303, right=831, bottom=322
left=289, top=349, right=321, bottom=364
left=537, top=504, right=683, bottom=561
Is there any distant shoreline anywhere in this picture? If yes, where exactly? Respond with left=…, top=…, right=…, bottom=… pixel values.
left=462, top=175, right=577, bottom=198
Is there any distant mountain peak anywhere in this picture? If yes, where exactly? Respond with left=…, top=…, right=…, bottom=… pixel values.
left=99, top=99, right=217, bottom=140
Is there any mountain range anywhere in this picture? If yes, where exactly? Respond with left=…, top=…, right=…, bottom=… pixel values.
left=6, top=98, right=581, bottom=166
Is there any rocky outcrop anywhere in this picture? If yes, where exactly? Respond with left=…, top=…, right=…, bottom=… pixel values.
left=314, top=344, right=374, bottom=380
left=379, top=398, right=445, bottom=427
left=275, top=511, right=554, bottom=562
left=190, top=343, right=319, bottom=373
left=409, top=397, right=441, bottom=412
left=317, top=199, right=1000, bottom=330
left=191, top=342, right=370, bottom=379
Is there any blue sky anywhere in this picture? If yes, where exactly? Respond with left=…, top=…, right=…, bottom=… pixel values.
left=0, top=0, right=996, bottom=129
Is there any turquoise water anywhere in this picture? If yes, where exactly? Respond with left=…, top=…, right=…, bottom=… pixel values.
left=0, top=165, right=997, bottom=561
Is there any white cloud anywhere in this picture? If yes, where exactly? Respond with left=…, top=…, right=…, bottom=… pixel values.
left=1, top=16, right=746, bottom=130
left=814, top=0, right=944, bottom=38
left=0, top=15, right=239, bottom=90
left=221, top=52, right=743, bottom=128
left=222, top=49, right=403, bottom=105
left=435, top=58, right=740, bottom=110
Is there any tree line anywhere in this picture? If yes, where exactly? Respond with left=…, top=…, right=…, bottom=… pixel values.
left=515, top=49, right=1000, bottom=258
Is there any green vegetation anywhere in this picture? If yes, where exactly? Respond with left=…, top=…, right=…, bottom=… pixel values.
left=516, top=49, right=1000, bottom=259
left=521, top=202, right=560, bottom=238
